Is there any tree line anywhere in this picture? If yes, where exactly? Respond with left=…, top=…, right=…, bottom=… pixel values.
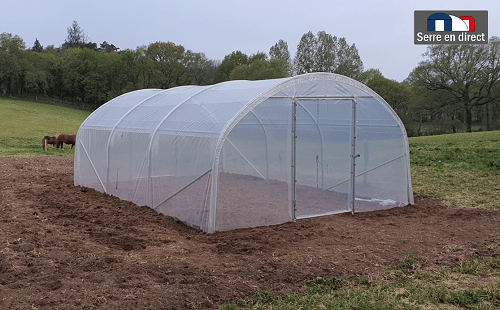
left=1, top=21, right=499, bottom=135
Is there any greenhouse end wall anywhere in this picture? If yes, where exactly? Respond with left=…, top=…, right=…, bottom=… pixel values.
left=75, top=73, right=413, bottom=233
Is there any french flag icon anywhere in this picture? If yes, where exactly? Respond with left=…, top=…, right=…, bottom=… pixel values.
left=427, top=13, right=475, bottom=31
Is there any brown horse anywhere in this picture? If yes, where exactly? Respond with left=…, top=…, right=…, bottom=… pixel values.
left=42, top=134, right=61, bottom=151
left=56, top=134, right=76, bottom=149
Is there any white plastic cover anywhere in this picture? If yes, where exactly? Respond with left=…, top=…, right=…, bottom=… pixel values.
left=75, top=72, right=413, bottom=233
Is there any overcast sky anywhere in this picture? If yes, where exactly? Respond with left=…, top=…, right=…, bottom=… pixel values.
left=2, top=0, right=498, bottom=82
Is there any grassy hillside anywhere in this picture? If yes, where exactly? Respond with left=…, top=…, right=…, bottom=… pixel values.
left=0, top=97, right=90, bottom=157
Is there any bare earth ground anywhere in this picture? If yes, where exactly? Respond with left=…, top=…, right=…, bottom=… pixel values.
left=1, top=156, right=500, bottom=309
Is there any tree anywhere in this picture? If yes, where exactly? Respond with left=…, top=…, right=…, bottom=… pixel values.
left=365, top=74, right=412, bottom=114
left=134, top=45, right=155, bottom=89
left=23, top=51, right=50, bottom=95
left=293, top=31, right=316, bottom=75
left=99, top=41, right=119, bottom=53
left=44, top=45, right=61, bottom=55
left=0, top=33, right=26, bottom=94
left=269, top=39, right=292, bottom=76
left=0, top=32, right=25, bottom=53
left=360, top=68, right=384, bottom=85
left=31, top=38, right=43, bottom=52
left=293, top=31, right=364, bottom=79
left=218, top=51, right=248, bottom=81
left=0, top=36, right=50, bottom=96
left=229, top=52, right=287, bottom=81
left=42, top=52, right=65, bottom=97
left=408, top=38, right=500, bottom=132
left=111, top=49, right=141, bottom=94
left=181, top=50, right=218, bottom=85
left=146, top=41, right=185, bottom=88
left=82, top=42, right=98, bottom=51
left=361, top=69, right=413, bottom=125
left=335, top=38, right=364, bottom=80
left=63, top=21, right=89, bottom=49
left=61, top=48, right=114, bottom=107
left=314, top=31, right=337, bottom=72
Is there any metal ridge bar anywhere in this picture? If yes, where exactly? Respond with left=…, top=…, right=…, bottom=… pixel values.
left=271, top=96, right=372, bottom=100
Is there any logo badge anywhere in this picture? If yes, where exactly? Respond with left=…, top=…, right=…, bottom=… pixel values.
left=415, top=11, right=488, bottom=45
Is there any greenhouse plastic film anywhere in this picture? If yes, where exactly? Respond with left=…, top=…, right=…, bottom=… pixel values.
left=75, top=72, right=414, bottom=233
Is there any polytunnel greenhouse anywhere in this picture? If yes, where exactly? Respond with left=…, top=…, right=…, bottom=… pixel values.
left=74, top=72, right=414, bottom=233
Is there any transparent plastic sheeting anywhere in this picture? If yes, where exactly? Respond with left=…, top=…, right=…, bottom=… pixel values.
left=75, top=72, right=414, bottom=233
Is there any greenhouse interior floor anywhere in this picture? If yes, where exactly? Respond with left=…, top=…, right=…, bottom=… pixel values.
left=150, top=171, right=391, bottom=233
left=1, top=156, right=500, bottom=309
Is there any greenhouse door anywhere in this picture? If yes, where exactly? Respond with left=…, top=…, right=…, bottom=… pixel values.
left=293, top=98, right=356, bottom=219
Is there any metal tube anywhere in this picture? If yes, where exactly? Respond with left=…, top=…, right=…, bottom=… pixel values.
left=154, top=169, right=212, bottom=210
left=248, top=111, right=269, bottom=180
left=226, top=138, right=266, bottom=180
left=270, top=96, right=372, bottom=100
left=77, top=138, right=107, bottom=193
left=325, top=154, right=405, bottom=191
left=265, top=128, right=269, bottom=180
left=291, top=98, right=297, bottom=220
left=350, top=99, right=359, bottom=214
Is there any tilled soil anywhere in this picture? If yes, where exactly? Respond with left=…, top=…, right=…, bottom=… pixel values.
left=1, top=156, right=499, bottom=309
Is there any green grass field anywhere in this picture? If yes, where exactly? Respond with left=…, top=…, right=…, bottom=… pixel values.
left=0, top=97, right=90, bottom=157
left=409, top=132, right=500, bottom=211
left=2, top=97, right=500, bottom=309
left=221, top=254, right=500, bottom=309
